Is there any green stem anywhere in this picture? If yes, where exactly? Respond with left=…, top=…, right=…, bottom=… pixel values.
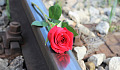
left=6, top=0, right=10, bottom=20
left=31, top=2, right=52, bottom=28
left=108, top=0, right=111, bottom=6
left=45, top=14, right=49, bottom=19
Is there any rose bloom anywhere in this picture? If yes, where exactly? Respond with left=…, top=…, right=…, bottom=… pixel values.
left=48, top=26, right=73, bottom=53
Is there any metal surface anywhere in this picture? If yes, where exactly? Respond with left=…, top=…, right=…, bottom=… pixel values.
left=0, top=21, right=22, bottom=57
left=9, top=22, right=21, bottom=36
left=5, top=22, right=22, bottom=48
left=10, top=42, right=21, bottom=55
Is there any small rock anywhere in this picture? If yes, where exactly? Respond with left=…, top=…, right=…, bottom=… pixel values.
left=2, top=10, right=7, bottom=17
left=44, top=2, right=51, bottom=10
left=85, top=62, right=95, bottom=70
left=84, top=8, right=89, bottom=16
left=100, top=15, right=108, bottom=21
left=96, top=21, right=110, bottom=35
left=88, top=54, right=106, bottom=66
left=98, top=66, right=105, bottom=70
left=95, top=19, right=101, bottom=24
left=74, top=2, right=84, bottom=10
left=4, top=16, right=9, bottom=25
left=0, top=12, right=2, bottom=17
left=112, top=16, right=119, bottom=23
left=79, top=9, right=90, bottom=24
left=116, top=7, right=120, bottom=17
left=68, top=9, right=90, bottom=24
left=0, top=0, right=6, bottom=6
left=89, top=0, right=106, bottom=7
left=105, top=66, right=109, bottom=70
left=90, top=16, right=101, bottom=24
left=103, top=8, right=111, bottom=16
left=66, top=19, right=76, bottom=27
left=0, top=7, right=2, bottom=16
left=59, top=14, right=66, bottom=21
left=78, top=60, right=86, bottom=70
left=68, top=11, right=80, bottom=23
left=8, top=56, right=24, bottom=70
left=43, top=0, right=55, bottom=10
left=48, top=0, right=54, bottom=6
left=98, top=8, right=104, bottom=15
left=0, top=58, right=8, bottom=70
left=0, top=15, right=4, bottom=25
left=103, top=58, right=111, bottom=65
left=74, top=46, right=87, bottom=60
left=90, top=0, right=98, bottom=7
left=84, top=0, right=90, bottom=7
left=64, top=0, right=78, bottom=8
left=109, top=57, right=120, bottom=70
left=89, top=6, right=99, bottom=16
left=0, top=10, right=8, bottom=25
left=62, top=6, right=71, bottom=14
left=0, top=7, right=2, bottom=11
left=0, top=27, right=5, bottom=32
left=77, top=23, right=96, bottom=37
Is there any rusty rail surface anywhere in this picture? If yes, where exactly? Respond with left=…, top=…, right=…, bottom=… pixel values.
left=9, top=0, right=82, bottom=70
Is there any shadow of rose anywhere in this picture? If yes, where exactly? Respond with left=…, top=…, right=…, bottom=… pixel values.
left=55, top=53, right=70, bottom=68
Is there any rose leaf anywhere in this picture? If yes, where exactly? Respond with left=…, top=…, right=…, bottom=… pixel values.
left=62, top=22, right=68, bottom=25
left=31, top=21, right=48, bottom=27
left=49, top=3, right=62, bottom=20
left=47, top=26, right=51, bottom=31
left=51, top=19, right=60, bottom=23
left=62, top=23, right=78, bottom=37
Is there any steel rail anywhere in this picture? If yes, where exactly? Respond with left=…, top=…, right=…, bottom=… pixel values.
left=9, top=0, right=82, bottom=70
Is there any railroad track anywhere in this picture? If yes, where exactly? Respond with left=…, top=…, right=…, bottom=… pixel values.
left=7, top=0, right=82, bottom=70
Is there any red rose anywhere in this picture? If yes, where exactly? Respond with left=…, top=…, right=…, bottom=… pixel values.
left=48, top=26, right=73, bottom=53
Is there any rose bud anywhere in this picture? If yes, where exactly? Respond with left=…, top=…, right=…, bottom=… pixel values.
left=48, top=26, right=73, bottom=53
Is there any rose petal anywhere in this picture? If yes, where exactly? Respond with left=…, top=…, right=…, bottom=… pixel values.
left=48, top=26, right=57, bottom=42
left=50, top=43, right=66, bottom=53
left=56, top=33, right=70, bottom=50
left=63, top=27, right=73, bottom=50
left=54, top=27, right=66, bottom=38
left=57, top=33, right=70, bottom=48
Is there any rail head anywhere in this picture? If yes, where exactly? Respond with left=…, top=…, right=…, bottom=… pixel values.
left=21, top=0, right=82, bottom=70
